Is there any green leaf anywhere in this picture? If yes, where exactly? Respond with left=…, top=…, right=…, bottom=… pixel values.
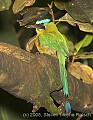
left=74, top=34, right=93, bottom=55
left=67, top=40, right=75, bottom=56
left=58, top=13, right=93, bottom=33
left=63, top=0, right=93, bottom=24
left=13, top=0, right=36, bottom=14
left=54, top=0, right=65, bottom=10
left=74, top=52, right=93, bottom=59
left=0, top=0, right=11, bottom=11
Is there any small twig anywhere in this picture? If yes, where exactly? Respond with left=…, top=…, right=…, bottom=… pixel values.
left=72, top=56, right=75, bottom=63
left=76, top=115, right=83, bottom=120
left=16, top=27, right=25, bottom=39
left=48, top=1, right=55, bottom=23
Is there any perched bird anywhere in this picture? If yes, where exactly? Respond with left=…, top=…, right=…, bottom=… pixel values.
left=36, top=21, right=69, bottom=97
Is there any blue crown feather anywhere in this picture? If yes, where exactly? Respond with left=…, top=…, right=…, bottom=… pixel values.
left=36, top=19, right=51, bottom=24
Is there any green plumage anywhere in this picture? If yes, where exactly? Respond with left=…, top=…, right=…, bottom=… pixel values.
left=58, top=52, right=68, bottom=96
left=38, top=28, right=69, bottom=96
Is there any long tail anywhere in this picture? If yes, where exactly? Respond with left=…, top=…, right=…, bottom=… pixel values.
left=58, top=52, right=68, bottom=97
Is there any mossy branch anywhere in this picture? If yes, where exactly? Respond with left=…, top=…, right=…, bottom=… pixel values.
left=0, top=42, right=93, bottom=114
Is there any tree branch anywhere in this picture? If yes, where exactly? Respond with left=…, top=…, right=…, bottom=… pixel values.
left=0, top=42, right=93, bottom=114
